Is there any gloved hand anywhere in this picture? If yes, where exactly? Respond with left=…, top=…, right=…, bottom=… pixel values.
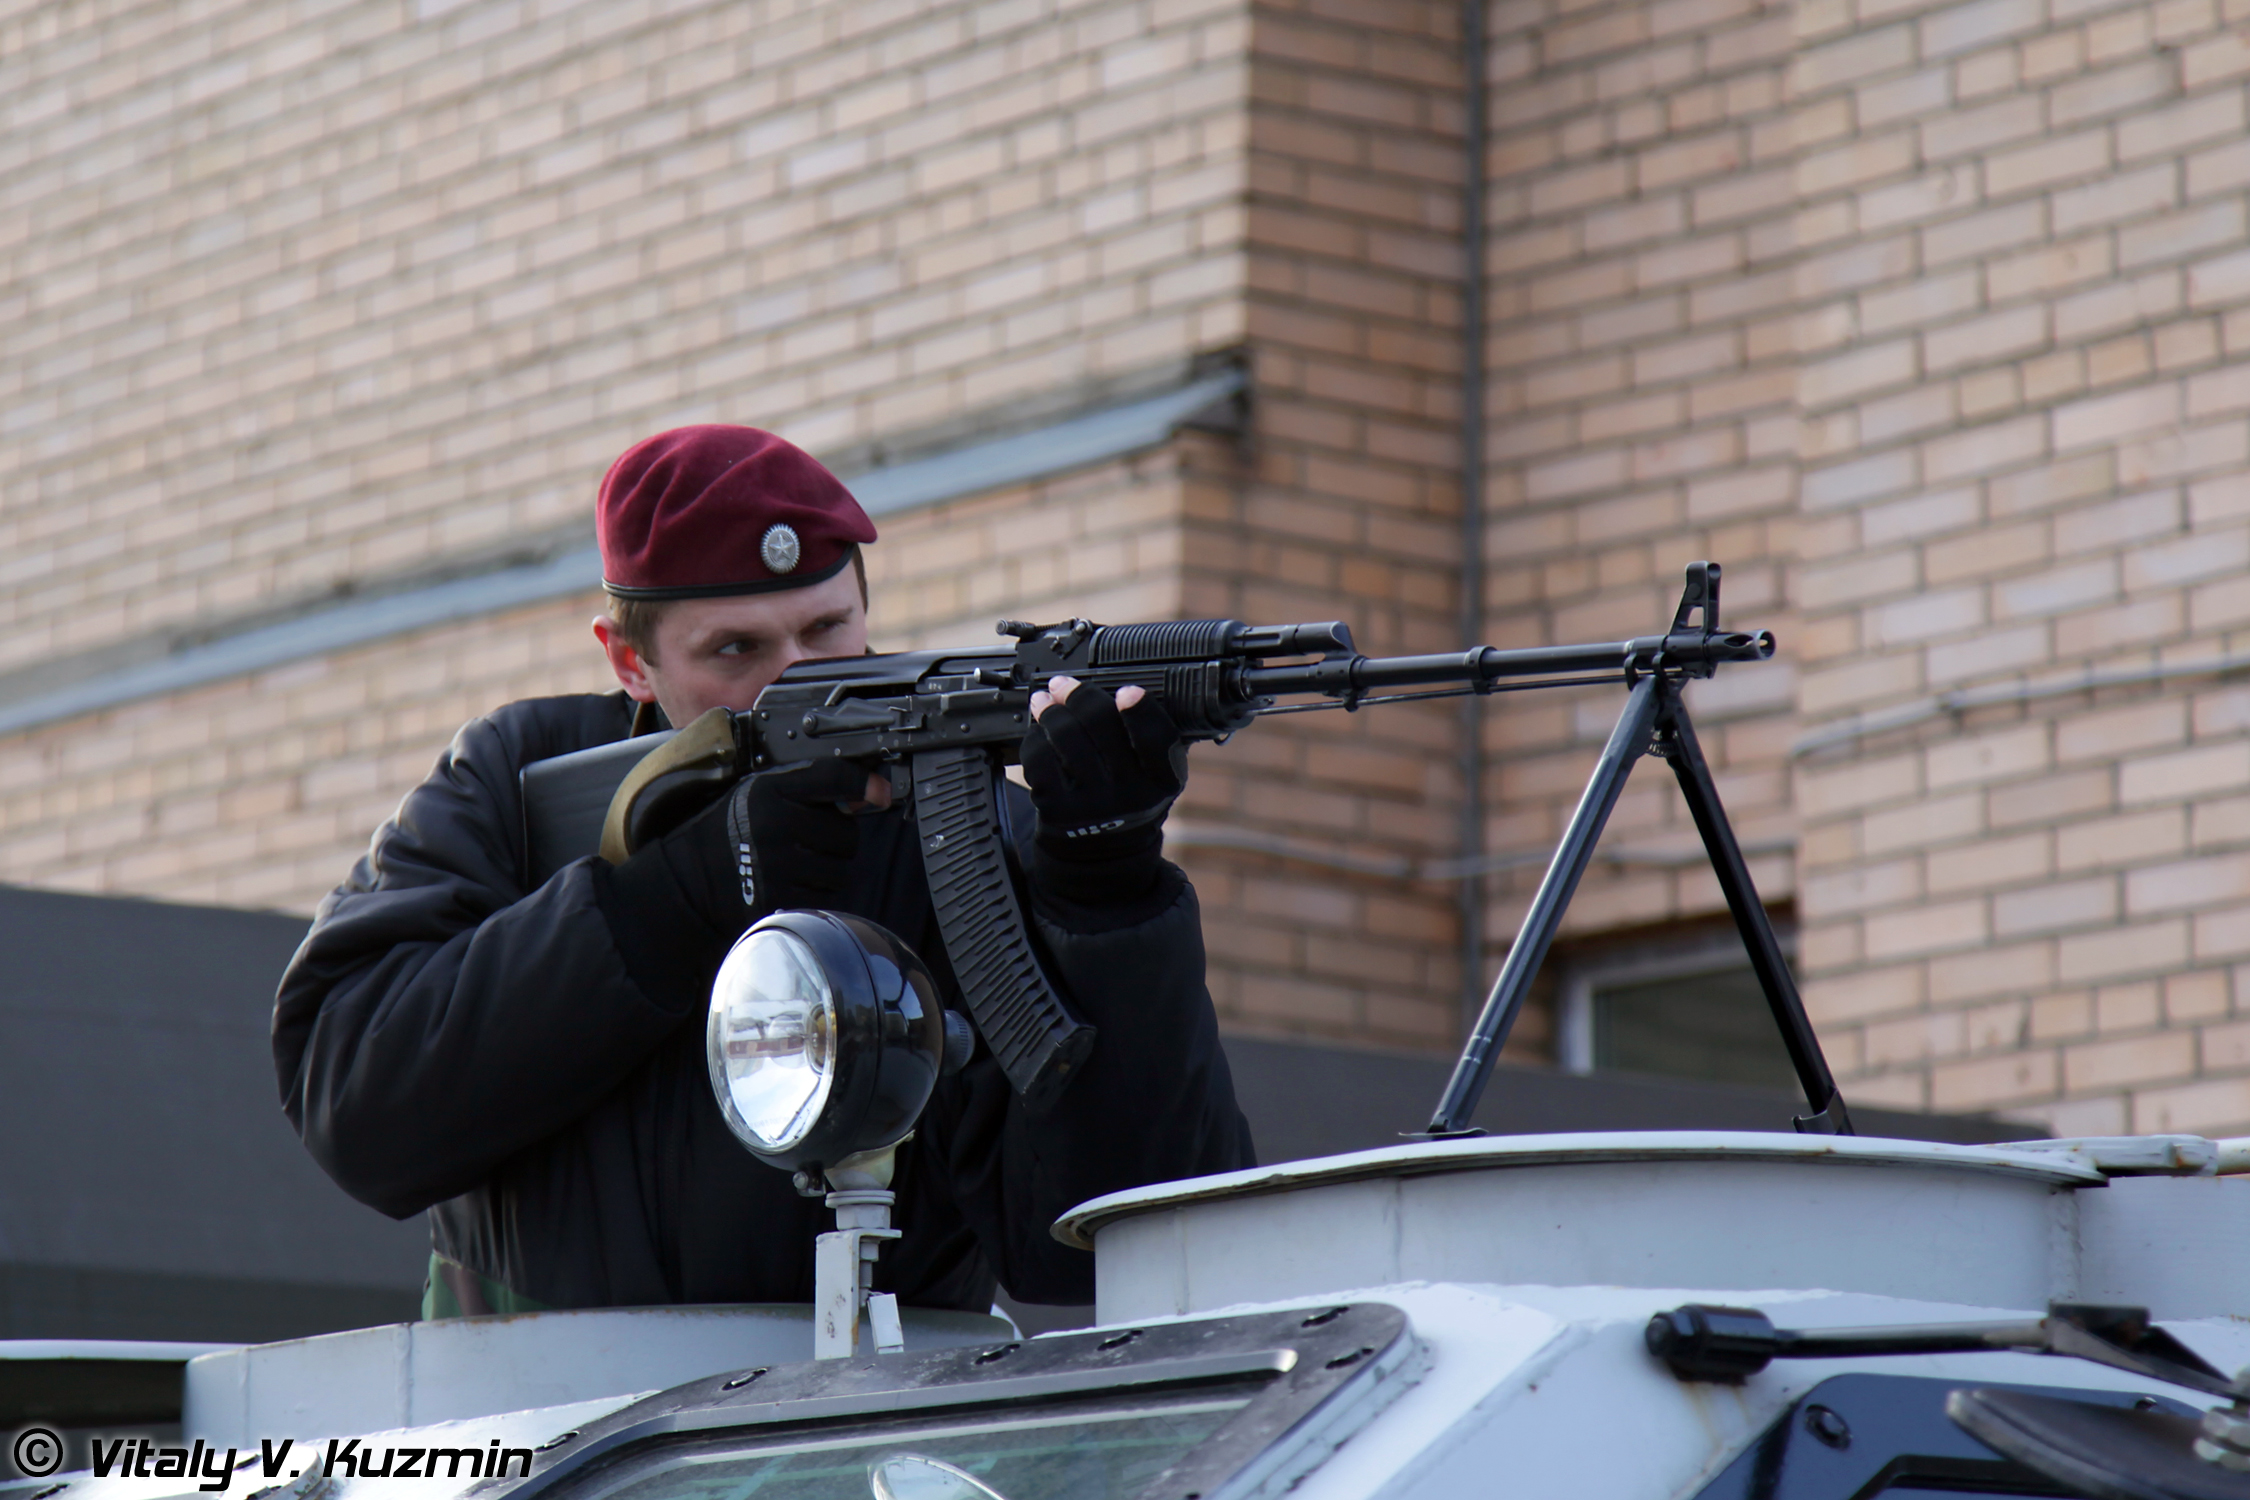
left=724, top=757, right=870, bottom=915
left=598, top=758, right=868, bottom=1005
left=1020, top=675, right=1185, bottom=915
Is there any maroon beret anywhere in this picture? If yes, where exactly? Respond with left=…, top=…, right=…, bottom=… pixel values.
left=598, top=425, right=877, bottom=599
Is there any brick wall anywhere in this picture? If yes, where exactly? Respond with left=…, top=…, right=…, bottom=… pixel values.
left=12, top=0, right=2250, bottom=1131
left=1176, top=0, right=1472, bottom=1049
left=1788, top=0, right=2250, bottom=1134
left=0, top=448, right=1194, bottom=914
left=2, top=0, right=1486, bottom=1054
left=868, top=447, right=1194, bottom=644
left=0, top=596, right=609, bottom=909
left=1462, top=0, right=2250, bottom=1135
left=0, top=0, right=1248, bottom=678
left=1474, top=0, right=1803, bottom=1065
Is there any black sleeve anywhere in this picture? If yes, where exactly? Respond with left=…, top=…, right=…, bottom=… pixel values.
left=917, top=864, right=1256, bottom=1305
left=272, top=700, right=692, bottom=1220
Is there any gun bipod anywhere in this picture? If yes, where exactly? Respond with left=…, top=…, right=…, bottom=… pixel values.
left=1423, top=563, right=1848, bottom=1139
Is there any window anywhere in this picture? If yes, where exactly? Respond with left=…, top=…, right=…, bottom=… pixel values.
left=506, top=1303, right=1415, bottom=1500
left=569, top=1392, right=1245, bottom=1500
left=1558, top=933, right=1800, bottom=1092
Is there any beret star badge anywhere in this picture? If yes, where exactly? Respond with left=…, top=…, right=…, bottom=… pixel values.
left=760, top=522, right=802, bottom=575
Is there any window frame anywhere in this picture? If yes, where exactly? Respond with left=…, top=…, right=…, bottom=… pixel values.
left=1557, top=925, right=1799, bottom=1080
left=475, top=1302, right=1420, bottom=1500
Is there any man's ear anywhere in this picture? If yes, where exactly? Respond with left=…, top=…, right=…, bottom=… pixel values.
left=592, top=617, right=659, bottom=704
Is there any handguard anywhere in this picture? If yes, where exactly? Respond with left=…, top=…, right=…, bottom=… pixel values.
left=911, top=744, right=1096, bottom=1114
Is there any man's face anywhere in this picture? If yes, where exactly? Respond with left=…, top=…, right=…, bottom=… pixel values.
left=594, top=565, right=869, bottom=726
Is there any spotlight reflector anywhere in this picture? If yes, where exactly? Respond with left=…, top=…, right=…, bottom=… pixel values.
left=707, top=911, right=947, bottom=1172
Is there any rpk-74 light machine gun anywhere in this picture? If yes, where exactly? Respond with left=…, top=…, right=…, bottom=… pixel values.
left=531, top=561, right=1849, bottom=1138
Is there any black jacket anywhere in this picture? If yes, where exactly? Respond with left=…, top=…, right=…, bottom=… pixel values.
left=273, top=691, right=1253, bottom=1311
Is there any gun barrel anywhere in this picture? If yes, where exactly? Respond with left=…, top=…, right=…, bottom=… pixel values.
left=1242, top=629, right=1773, bottom=700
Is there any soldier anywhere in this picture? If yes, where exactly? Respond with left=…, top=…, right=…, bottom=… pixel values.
left=274, top=425, right=1253, bottom=1318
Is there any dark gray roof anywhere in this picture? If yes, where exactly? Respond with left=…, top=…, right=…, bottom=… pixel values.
left=0, top=885, right=427, bottom=1298
left=0, top=883, right=2029, bottom=1342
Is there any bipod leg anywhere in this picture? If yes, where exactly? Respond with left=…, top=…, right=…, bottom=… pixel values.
left=1652, top=682, right=1853, bottom=1135
left=1426, top=672, right=1664, bottom=1136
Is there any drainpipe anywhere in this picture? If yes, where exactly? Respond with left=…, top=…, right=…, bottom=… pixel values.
left=1457, top=0, right=1490, bottom=1033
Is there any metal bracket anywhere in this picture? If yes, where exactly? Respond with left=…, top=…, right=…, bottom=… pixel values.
left=813, top=1148, right=907, bottom=1361
left=1648, top=1299, right=2242, bottom=1400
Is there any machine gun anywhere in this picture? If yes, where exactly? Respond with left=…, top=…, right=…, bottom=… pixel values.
left=528, top=562, right=1849, bottom=1132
